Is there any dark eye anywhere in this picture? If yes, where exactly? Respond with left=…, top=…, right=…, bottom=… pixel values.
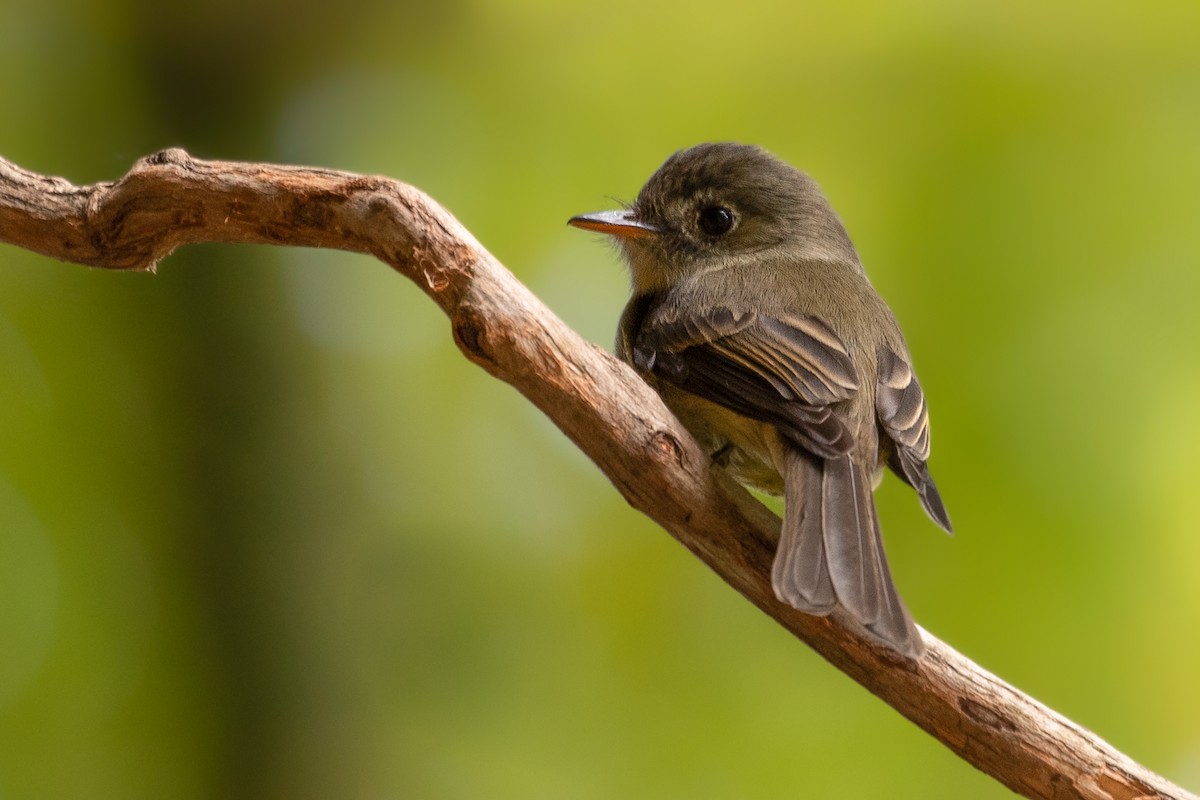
left=698, top=205, right=735, bottom=237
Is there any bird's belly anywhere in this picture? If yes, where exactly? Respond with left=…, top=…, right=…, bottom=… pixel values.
left=657, top=384, right=786, bottom=495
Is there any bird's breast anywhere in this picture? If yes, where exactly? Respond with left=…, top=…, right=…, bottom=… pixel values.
left=654, top=381, right=787, bottom=495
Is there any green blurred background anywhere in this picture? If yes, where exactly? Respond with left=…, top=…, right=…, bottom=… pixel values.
left=2, top=1, right=1199, bottom=797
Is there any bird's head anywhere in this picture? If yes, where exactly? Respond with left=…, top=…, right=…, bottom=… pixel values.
left=569, top=142, right=859, bottom=294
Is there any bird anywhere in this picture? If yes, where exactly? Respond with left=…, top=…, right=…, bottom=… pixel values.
left=568, top=142, right=951, bottom=657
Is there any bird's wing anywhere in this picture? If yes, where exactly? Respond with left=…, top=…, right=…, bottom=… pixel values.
left=875, top=346, right=952, bottom=533
left=638, top=306, right=925, bottom=653
left=635, top=306, right=860, bottom=458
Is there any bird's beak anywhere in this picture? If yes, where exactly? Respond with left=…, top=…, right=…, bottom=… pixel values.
left=567, top=210, right=659, bottom=240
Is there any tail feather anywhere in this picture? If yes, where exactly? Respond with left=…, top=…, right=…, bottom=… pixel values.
left=772, top=449, right=924, bottom=658
left=863, top=509, right=922, bottom=655
left=772, top=450, right=836, bottom=613
left=820, top=454, right=883, bottom=627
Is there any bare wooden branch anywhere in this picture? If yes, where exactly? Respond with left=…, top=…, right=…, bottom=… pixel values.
left=1, top=149, right=1192, bottom=800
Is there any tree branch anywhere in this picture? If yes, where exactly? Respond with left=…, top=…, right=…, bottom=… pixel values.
left=1, top=149, right=1192, bottom=800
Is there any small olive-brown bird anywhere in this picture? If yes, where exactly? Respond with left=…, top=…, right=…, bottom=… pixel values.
left=569, top=143, right=951, bottom=657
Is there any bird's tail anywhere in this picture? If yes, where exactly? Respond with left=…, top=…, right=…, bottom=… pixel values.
left=771, top=449, right=923, bottom=657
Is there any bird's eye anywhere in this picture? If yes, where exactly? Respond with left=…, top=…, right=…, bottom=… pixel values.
left=698, top=206, right=735, bottom=237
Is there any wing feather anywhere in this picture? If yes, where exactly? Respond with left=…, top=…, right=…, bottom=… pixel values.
left=876, top=346, right=952, bottom=533
left=638, top=304, right=864, bottom=453
left=636, top=306, right=861, bottom=459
